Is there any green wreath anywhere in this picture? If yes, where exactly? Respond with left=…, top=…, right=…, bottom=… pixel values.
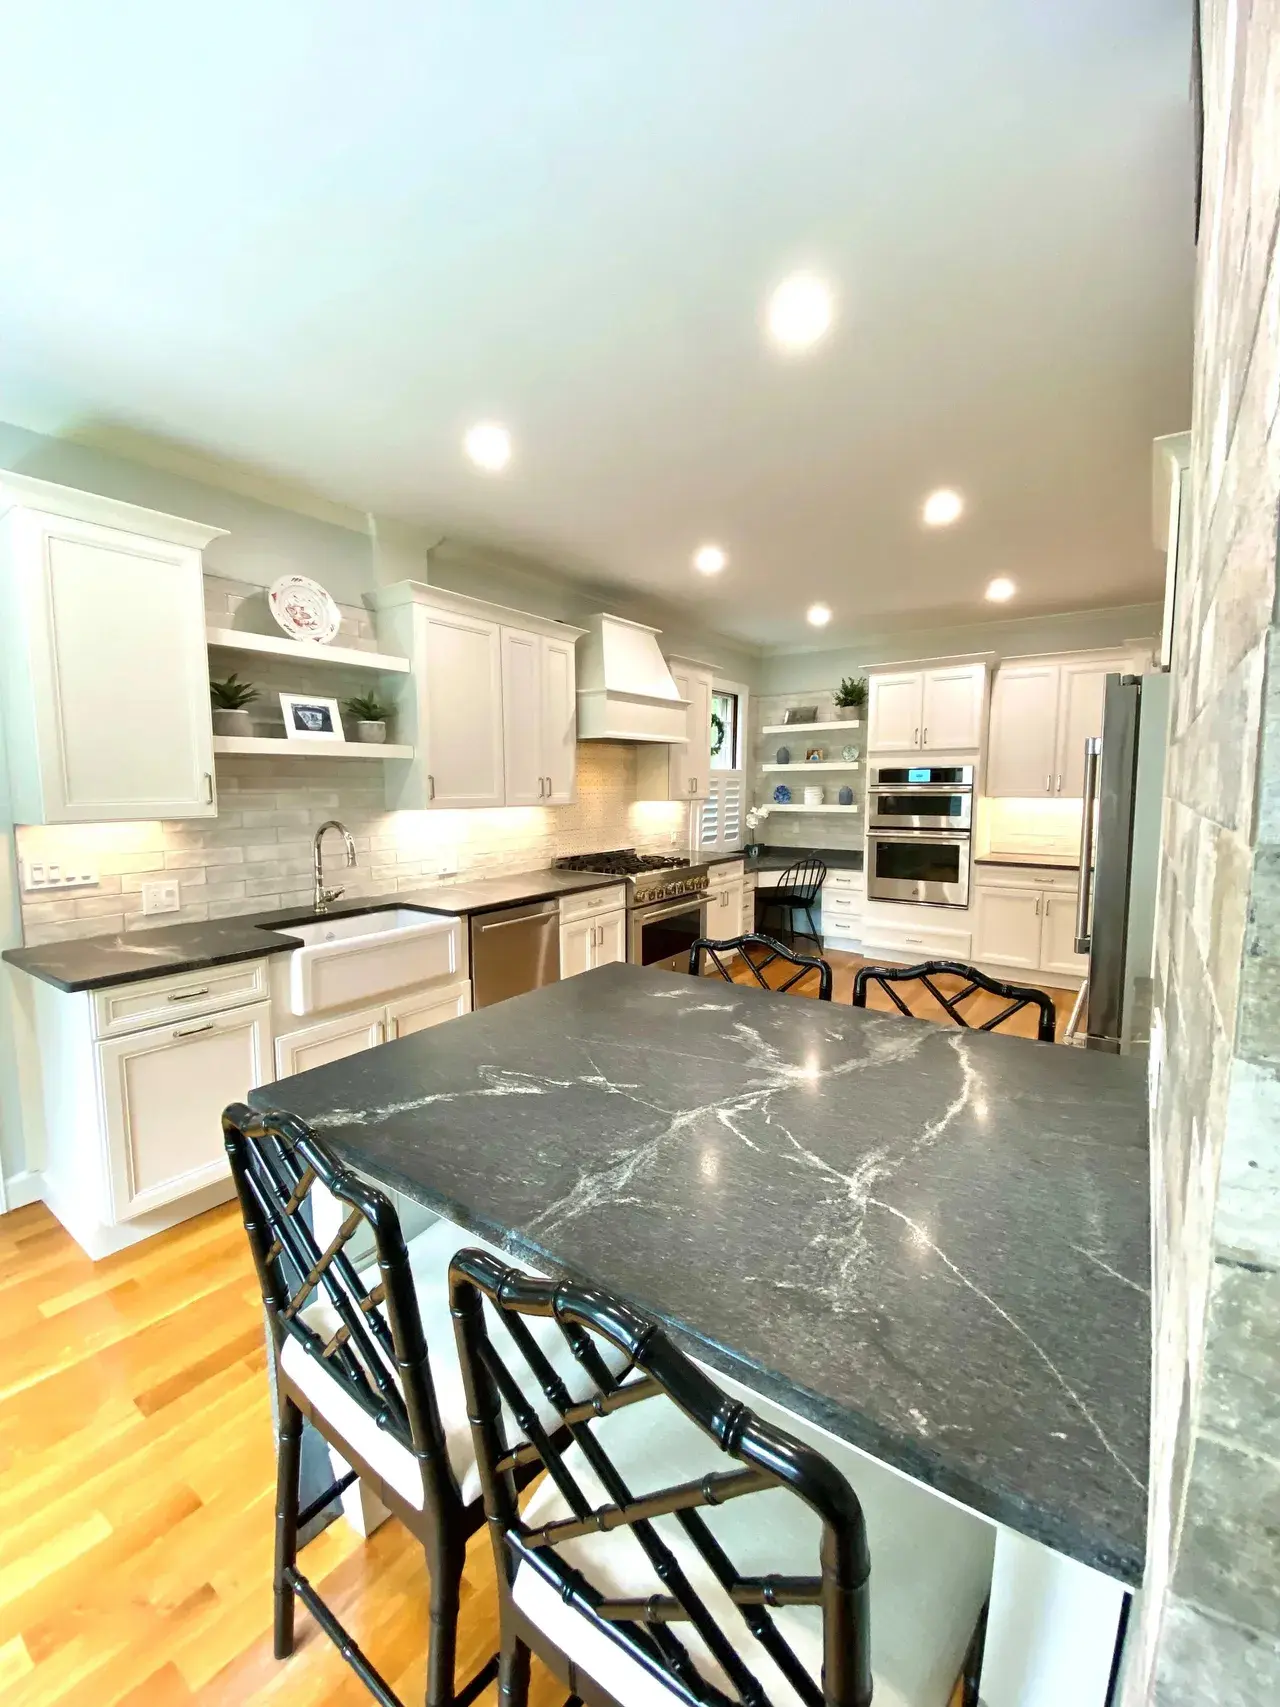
left=710, top=710, right=726, bottom=757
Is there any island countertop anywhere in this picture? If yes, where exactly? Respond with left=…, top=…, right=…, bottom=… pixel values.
left=251, top=962, right=1151, bottom=1584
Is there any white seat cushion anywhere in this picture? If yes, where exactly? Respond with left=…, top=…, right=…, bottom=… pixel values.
left=512, top=1389, right=994, bottom=1707
left=279, top=1217, right=621, bottom=1512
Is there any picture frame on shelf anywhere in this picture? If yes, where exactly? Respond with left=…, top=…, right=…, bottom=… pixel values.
left=279, top=692, right=346, bottom=742
left=782, top=706, right=819, bottom=725
left=805, top=747, right=825, bottom=762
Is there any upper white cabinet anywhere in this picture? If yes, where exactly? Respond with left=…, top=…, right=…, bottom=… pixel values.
left=636, top=657, right=714, bottom=801
left=374, top=583, right=583, bottom=811
left=0, top=474, right=224, bottom=823
left=867, top=663, right=986, bottom=753
left=986, top=652, right=1133, bottom=798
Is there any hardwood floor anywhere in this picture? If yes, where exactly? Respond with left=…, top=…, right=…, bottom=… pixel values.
left=729, top=944, right=1078, bottom=1042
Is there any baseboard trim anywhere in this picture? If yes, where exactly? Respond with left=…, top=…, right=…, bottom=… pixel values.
left=1, top=1170, right=43, bottom=1211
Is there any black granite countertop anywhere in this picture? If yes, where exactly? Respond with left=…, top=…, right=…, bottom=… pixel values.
left=708, top=844, right=863, bottom=873
left=2, top=868, right=620, bottom=993
left=252, top=962, right=1150, bottom=1582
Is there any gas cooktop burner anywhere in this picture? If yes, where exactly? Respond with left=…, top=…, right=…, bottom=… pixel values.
left=554, top=849, right=689, bottom=876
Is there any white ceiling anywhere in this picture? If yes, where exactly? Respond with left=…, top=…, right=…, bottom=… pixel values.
left=0, top=2, right=1193, bottom=648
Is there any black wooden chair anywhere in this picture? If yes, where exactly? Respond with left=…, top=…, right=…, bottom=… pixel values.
left=223, top=1104, right=607, bottom=1707
left=449, top=1249, right=995, bottom=1707
left=755, top=855, right=828, bottom=952
left=690, top=931, right=834, bottom=999
left=850, top=960, right=1056, bottom=1042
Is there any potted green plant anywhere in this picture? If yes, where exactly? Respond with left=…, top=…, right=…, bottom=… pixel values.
left=343, top=690, right=391, bottom=744
left=209, top=673, right=258, bottom=736
left=833, top=676, right=868, bottom=721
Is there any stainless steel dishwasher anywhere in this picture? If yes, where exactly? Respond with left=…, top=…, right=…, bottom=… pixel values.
left=468, top=898, right=561, bottom=1008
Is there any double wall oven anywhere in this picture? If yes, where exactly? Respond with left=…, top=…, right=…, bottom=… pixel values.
left=866, top=764, right=973, bottom=908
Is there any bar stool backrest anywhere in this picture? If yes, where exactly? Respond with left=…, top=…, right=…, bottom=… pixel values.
left=223, top=1102, right=453, bottom=1508
left=850, top=960, right=1056, bottom=1042
left=449, top=1248, right=872, bottom=1707
left=690, top=932, right=834, bottom=1000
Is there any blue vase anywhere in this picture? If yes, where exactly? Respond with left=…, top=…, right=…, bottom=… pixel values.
left=776, top=746, right=791, bottom=764
left=773, top=784, right=792, bottom=804
left=838, top=785, right=854, bottom=806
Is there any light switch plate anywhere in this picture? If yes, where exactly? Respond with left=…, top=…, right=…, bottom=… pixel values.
left=141, top=879, right=181, bottom=915
left=22, top=858, right=98, bottom=891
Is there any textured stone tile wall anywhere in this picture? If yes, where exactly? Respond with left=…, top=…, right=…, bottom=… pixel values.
left=1122, top=4, right=1280, bottom=1702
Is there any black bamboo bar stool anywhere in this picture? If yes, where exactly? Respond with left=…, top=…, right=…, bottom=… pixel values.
left=449, top=1249, right=994, bottom=1707
left=851, top=960, right=1056, bottom=1041
left=690, top=932, right=834, bottom=1000
left=223, top=1103, right=621, bottom=1707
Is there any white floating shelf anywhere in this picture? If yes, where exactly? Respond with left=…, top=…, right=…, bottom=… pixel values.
left=764, top=803, right=860, bottom=814
left=213, top=736, right=414, bottom=760
left=206, top=626, right=411, bottom=673
left=760, top=762, right=860, bottom=773
left=761, top=720, right=862, bottom=735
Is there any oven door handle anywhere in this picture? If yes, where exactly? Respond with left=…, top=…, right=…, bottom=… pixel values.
left=636, top=893, right=710, bottom=924
left=868, top=831, right=971, bottom=844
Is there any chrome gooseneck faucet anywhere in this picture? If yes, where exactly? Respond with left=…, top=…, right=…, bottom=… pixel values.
left=312, top=820, right=356, bottom=912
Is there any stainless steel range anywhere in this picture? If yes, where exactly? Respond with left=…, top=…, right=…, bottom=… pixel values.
left=553, top=849, right=711, bottom=970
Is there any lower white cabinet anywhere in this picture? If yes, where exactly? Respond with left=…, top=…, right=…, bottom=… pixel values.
left=972, top=887, right=1043, bottom=971
left=275, top=979, right=473, bottom=1074
left=560, top=910, right=627, bottom=978
left=99, top=999, right=273, bottom=1223
left=972, top=869, right=1087, bottom=980
left=1040, top=892, right=1088, bottom=977
left=708, top=878, right=744, bottom=938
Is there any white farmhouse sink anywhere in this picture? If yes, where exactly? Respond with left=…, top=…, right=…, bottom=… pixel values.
left=284, top=909, right=461, bottom=1016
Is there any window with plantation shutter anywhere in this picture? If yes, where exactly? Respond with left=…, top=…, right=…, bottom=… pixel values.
left=700, top=775, right=744, bottom=853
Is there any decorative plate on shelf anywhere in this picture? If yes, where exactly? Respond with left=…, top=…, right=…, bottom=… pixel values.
left=773, top=784, right=793, bottom=803
left=841, top=744, right=859, bottom=762
left=268, top=574, right=342, bottom=644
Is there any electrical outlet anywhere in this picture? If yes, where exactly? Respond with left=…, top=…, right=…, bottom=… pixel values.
left=22, top=858, right=98, bottom=891
left=436, top=850, right=458, bottom=876
left=141, top=879, right=181, bottom=916
left=669, top=830, right=680, bottom=846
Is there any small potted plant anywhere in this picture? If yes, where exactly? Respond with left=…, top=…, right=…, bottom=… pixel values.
left=209, top=673, right=258, bottom=736
left=343, top=690, right=391, bottom=744
left=834, top=676, right=868, bottom=721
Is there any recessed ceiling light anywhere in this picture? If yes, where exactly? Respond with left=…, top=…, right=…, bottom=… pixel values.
left=693, top=543, right=728, bottom=575
left=463, top=421, right=512, bottom=472
left=766, top=272, right=835, bottom=353
left=806, top=603, right=832, bottom=627
left=922, top=488, right=964, bottom=527
left=985, top=577, right=1017, bottom=602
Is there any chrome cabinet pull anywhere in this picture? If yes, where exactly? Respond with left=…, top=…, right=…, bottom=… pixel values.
left=537, top=777, right=545, bottom=798
left=1056, top=774, right=1063, bottom=793
left=202, top=772, right=214, bottom=804
left=914, top=727, right=920, bottom=746
left=174, top=1020, right=215, bottom=1038
left=1045, top=773, right=1052, bottom=793
left=922, top=727, right=928, bottom=745
left=546, top=775, right=553, bottom=795
left=1035, top=896, right=1041, bottom=917
left=168, top=987, right=211, bottom=1002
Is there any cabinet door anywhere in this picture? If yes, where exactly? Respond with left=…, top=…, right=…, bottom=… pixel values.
left=387, top=980, right=472, bottom=1038
left=710, top=881, right=743, bottom=939
left=500, top=626, right=544, bottom=806
left=973, top=886, right=1043, bottom=970
left=1040, top=891, right=1088, bottom=977
left=7, top=510, right=215, bottom=822
left=592, top=909, right=628, bottom=968
left=921, top=664, right=984, bottom=750
left=985, top=664, right=1060, bottom=797
left=541, top=634, right=578, bottom=804
left=683, top=670, right=714, bottom=800
left=868, top=672, right=923, bottom=751
left=559, top=917, right=595, bottom=979
left=422, top=607, right=505, bottom=807
left=664, top=667, right=693, bottom=798
left=1055, top=661, right=1111, bottom=797
left=99, top=1001, right=271, bottom=1223
left=274, top=1006, right=385, bottom=1078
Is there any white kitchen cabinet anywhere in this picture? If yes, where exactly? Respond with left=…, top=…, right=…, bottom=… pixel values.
left=376, top=584, right=583, bottom=811
left=0, top=474, right=223, bottom=823
left=986, top=652, right=1131, bottom=799
left=275, top=1005, right=386, bottom=1077
left=636, top=657, right=714, bottom=801
left=973, top=887, right=1044, bottom=971
left=1040, top=892, right=1088, bottom=977
left=560, top=910, right=627, bottom=977
left=387, top=980, right=472, bottom=1038
left=868, top=664, right=986, bottom=754
left=709, top=879, right=744, bottom=938
left=868, top=672, right=924, bottom=752
left=99, top=999, right=272, bottom=1224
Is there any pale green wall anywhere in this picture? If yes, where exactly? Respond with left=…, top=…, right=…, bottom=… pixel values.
left=757, top=603, right=1163, bottom=695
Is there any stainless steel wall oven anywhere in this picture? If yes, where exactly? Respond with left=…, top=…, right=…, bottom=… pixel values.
left=867, top=764, right=973, bottom=908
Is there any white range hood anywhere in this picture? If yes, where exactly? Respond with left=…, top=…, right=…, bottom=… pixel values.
left=576, top=614, right=689, bottom=743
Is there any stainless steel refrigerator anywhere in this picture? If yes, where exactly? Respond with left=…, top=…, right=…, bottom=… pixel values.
left=1074, top=672, right=1171, bottom=1052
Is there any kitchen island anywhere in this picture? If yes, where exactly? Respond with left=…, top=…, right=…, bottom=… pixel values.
left=252, top=962, right=1150, bottom=1706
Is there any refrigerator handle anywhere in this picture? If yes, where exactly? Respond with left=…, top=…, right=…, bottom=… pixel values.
left=1074, top=736, right=1102, bottom=954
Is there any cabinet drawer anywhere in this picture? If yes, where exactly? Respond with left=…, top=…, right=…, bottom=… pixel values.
left=93, top=957, right=270, bottom=1039
left=862, top=922, right=972, bottom=961
left=975, top=865, right=1078, bottom=894
left=822, top=897, right=863, bottom=927
left=559, top=884, right=627, bottom=923
left=824, top=869, right=864, bottom=892
left=707, top=860, right=745, bottom=889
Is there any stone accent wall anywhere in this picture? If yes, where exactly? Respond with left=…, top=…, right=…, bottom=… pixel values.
left=1123, top=6, right=1280, bottom=1702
